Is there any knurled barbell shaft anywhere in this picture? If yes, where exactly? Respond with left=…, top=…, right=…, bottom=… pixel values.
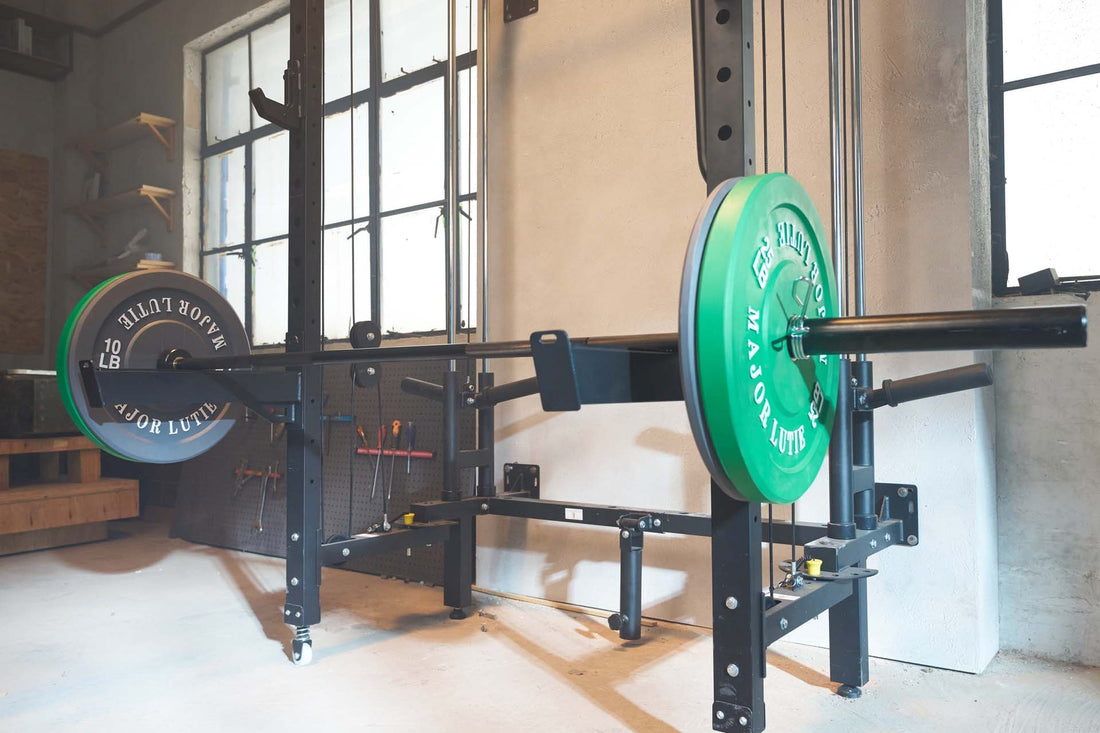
left=170, top=305, right=1085, bottom=372
left=800, top=305, right=1086, bottom=356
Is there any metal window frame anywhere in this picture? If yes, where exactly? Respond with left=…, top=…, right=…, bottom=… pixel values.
left=199, top=6, right=480, bottom=344
left=988, top=0, right=1100, bottom=296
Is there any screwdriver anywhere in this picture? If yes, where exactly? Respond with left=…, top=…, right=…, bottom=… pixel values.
left=387, top=420, right=401, bottom=502
left=405, top=421, right=416, bottom=473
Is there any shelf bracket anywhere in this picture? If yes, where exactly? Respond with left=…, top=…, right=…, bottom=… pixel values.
left=141, top=192, right=174, bottom=232
left=143, top=121, right=174, bottom=161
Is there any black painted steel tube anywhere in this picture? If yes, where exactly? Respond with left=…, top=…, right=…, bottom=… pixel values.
left=828, top=359, right=856, bottom=540
left=617, top=529, right=643, bottom=641
left=866, top=363, right=993, bottom=409
left=803, top=305, right=1086, bottom=356
left=401, top=377, right=445, bottom=402
left=476, top=371, right=495, bottom=497
left=442, top=371, right=460, bottom=501
left=172, top=333, right=680, bottom=371
left=475, top=376, right=540, bottom=407
left=851, top=360, right=876, bottom=531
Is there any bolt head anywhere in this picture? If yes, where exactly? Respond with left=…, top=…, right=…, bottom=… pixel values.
left=726, top=663, right=739, bottom=677
left=285, top=609, right=290, bottom=616
left=290, top=533, right=300, bottom=542
left=480, top=503, right=489, bottom=512
left=653, top=518, right=662, bottom=528
left=897, top=486, right=909, bottom=497
left=290, top=577, right=299, bottom=586
left=295, top=611, right=301, bottom=618
left=780, top=617, right=789, bottom=630
left=850, top=377, right=858, bottom=386
left=884, top=533, right=891, bottom=543
left=366, top=367, right=376, bottom=376
left=465, top=396, right=476, bottom=405
left=725, top=596, right=738, bottom=610
left=639, top=520, right=647, bottom=529
left=621, top=530, right=630, bottom=539
left=739, top=716, right=749, bottom=727
left=907, top=534, right=918, bottom=546
left=341, top=548, right=350, bottom=557
left=716, top=710, right=726, bottom=721
left=870, top=539, right=878, bottom=549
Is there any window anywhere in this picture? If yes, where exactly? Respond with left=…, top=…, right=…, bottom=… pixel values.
left=201, top=1, right=478, bottom=344
left=989, top=1, right=1100, bottom=294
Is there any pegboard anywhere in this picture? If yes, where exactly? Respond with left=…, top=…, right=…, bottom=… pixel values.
left=171, top=358, right=478, bottom=586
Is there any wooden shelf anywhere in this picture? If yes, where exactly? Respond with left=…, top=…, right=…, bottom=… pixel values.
left=0, top=46, right=68, bottom=80
left=0, top=4, right=73, bottom=81
left=74, top=113, right=176, bottom=162
left=70, top=258, right=176, bottom=289
left=67, top=185, right=175, bottom=238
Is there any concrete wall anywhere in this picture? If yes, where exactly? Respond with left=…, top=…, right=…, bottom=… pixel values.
left=994, top=294, right=1100, bottom=666
left=478, top=0, right=1000, bottom=673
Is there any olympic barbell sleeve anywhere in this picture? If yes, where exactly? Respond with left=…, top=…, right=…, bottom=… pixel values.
left=864, top=363, right=993, bottom=409
left=801, top=305, right=1086, bottom=356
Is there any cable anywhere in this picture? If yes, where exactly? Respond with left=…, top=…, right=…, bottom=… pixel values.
left=761, top=0, right=768, bottom=174
left=780, top=0, right=789, bottom=173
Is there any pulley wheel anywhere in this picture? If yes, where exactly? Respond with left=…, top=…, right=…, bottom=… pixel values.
left=57, top=270, right=250, bottom=463
left=680, top=173, right=840, bottom=503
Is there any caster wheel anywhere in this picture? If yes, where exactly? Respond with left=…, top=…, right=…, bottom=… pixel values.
left=292, top=640, right=313, bottom=666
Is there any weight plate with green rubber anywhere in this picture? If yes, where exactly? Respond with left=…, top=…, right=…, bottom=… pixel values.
left=680, top=173, right=839, bottom=504
left=57, top=270, right=250, bottom=463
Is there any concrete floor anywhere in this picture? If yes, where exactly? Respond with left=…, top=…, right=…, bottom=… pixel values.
left=1, top=516, right=1098, bottom=732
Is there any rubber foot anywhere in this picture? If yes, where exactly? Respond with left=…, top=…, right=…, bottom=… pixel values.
left=836, top=684, right=862, bottom=699
left=449, top=608, right=468, bottom=620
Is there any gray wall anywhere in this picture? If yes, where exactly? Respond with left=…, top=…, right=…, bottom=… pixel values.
left=477, top=0, right=1001, bottom=673
left=994, top=294, right=1100, bottom=666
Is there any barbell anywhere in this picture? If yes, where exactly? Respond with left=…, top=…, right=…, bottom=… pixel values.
left=57, top=173, right=1087, bottom=503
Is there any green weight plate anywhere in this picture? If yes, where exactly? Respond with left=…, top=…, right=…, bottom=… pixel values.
left=57, top=270, right=250, bottom=463
left=682, top=173, right=839, bottom=504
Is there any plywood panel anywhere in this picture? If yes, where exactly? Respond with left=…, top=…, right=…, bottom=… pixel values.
left=0, top=149, right=48, bottom=354
left=0, top=479, right=139, bottom=534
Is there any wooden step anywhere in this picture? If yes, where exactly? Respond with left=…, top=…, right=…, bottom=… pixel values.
left=0, top=478, right=139, bottom=535
left=0, top=435, right=101, bottom=489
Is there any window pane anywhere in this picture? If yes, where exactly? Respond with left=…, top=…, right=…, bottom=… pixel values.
left=381, top=0, right=445, bottom=82
left=253, top=239, right=288, bottom=345
left=250, top=15, right=290, bottom=128
left=323, top=226, right=354, bottom=339
left=458, top=67, right=477, bottom=196
left=1004, top=74, right=1100, bottom=284
left=352, top=226, right=372, bottom=323
left=205, top=36, right=250, bottom=143
left=325, top=110, right=353, bottom=223
left=458, top=200, right=477, bottom=328
left=203, top=250, right=247, bottom=326
left=381, top=208, right=444, bottom=333
left=352, top=0, right=370, bottom=93
left=326, top=0, right=352, bottom=102
left=457, top=0, right=477, bottom=56
left=381, top=78, right=444, bottom=211
left=1003, top=0, right=1100, bottom=82
left=353, top=102, right=371, bottom=218
left=203, top=148, right=246, bottom=249
left=253, top=131, right=290, bottom=239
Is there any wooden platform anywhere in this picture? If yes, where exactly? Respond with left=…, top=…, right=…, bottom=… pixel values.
left=0, top=436, right=138, bottom=555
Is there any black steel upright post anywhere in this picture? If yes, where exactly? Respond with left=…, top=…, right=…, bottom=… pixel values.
left=852, top=360, right=875, bottom=530
left=828, top=358, right=856, bottom=540
left=476, top=371, right=495, bottom=496
left=282, top=0, right=325, bottom=662
left=710, top=481, right=765, bottom=732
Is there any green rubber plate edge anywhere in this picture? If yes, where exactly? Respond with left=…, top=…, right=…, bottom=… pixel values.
left=695, top=173, right=839, bottom=503
left=56, top=274, right=130, bottom=459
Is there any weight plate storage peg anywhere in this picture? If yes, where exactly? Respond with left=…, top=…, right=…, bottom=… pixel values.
left=57, top=270, right=250, bottom=463
left=680, top=173, right=840, bottom=504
